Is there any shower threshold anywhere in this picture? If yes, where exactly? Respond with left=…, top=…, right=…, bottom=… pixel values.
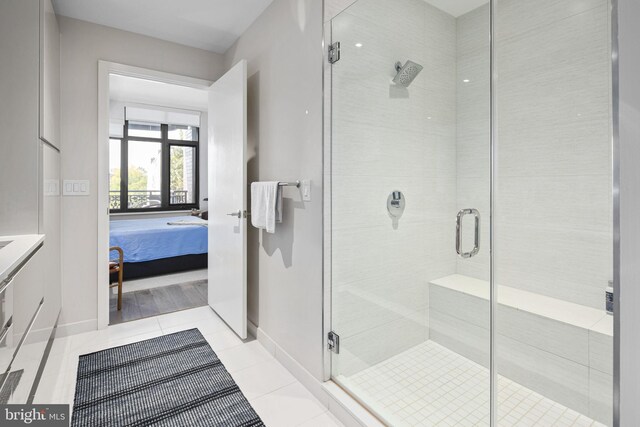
left=335, top=340, right=606, bottom=426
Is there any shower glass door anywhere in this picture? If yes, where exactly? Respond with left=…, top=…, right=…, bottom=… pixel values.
left=328, top=0, right=615, bottom=426
left=329, top=1, right=492, bottom=425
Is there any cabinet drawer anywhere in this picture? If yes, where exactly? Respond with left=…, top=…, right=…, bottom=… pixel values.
left=10, top=248, right=44, bottom=349
left=0, top=321, right=13, bottom=380
left=0, top=277, right=13, bottom=339
left=0, top=277, right=14, bottom=376
left=0, top=300, right=46, bottom=405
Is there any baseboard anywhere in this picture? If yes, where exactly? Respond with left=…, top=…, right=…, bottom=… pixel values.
left=256, top=328, right=329, bottom=406
left=255, top=327, right=383, bottom=427
left=256, top=327, right=277, bottom=354
left=55, top=318, right=97, bottom=338
left=26, top=326, right=56, bottom=344
left=247, top=320, right=258, bottom=339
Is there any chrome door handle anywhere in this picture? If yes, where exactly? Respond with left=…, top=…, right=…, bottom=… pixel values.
left=227, top=210, right=242, bottom=218
left=456, top=208, right=480, bottom=259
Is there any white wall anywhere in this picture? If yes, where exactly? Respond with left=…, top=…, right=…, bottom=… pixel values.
left=58, top=16, right=225, bottom=332
left=224, top=0, right=325, bottom=380
left=325, top=0, right=357, bottom=21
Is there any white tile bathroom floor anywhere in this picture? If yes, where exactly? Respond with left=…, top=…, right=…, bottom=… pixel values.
left=33, top=306, right=343, bottom=427
left=339, top=341, right=606, bottom=427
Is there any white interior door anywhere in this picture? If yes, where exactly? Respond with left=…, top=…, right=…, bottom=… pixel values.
left=208, top=60, right=248, bottom=339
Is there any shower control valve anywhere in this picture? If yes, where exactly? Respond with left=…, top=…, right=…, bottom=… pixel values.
left=387, top=191, right=406, bottom=218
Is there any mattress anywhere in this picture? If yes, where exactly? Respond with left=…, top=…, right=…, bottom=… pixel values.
left=109, top=216, right=208, bottom=263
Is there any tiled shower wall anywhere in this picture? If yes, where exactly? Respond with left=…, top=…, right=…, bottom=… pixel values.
left=493, top=0, right=613, bottom=310
left=329, top=0, right=457, bottom=376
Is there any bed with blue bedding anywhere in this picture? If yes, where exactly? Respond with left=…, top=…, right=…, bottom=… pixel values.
left=109, top=216, right=208, bottom=280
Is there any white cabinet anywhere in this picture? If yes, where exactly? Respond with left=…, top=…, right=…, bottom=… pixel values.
left=0, top=0, right=41, bottom=236
left=0, top=247, right=46, bottom=404
left=25, top=144, right=62, bottom=399
left=0, top=1, right=61, bottom=233
left=36, top=4, right=62, bottom=364
left=39, top=0, right=60, bottom=149
left=0, top=0, right=61, bottom=404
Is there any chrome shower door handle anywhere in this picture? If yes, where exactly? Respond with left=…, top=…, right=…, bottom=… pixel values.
left=456, top=208, right=480, bottom=259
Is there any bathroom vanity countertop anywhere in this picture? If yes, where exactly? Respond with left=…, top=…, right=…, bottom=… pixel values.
left=0, top=234, right=45, bottom=285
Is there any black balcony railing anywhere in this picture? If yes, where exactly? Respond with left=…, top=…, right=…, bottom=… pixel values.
left=110, top=190, right=189, bottom=210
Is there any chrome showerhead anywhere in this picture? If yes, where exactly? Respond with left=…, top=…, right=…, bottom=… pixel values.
left=393, top=60, right=424, bottom=87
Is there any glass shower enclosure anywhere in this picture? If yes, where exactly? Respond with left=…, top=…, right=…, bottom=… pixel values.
left=326, top=0, right=614, bottom=425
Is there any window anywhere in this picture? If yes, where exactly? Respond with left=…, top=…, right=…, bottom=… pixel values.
left=128, top=121, right=162, bottom=139
left=170, top=146, right=197, bottom=205
left=168, top=124, right=198, bottom=141
left=109, top=121, right=199, bottom=213
left=127, top=140, right=162, bottom=209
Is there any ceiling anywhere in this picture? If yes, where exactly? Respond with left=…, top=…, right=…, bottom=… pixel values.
left=424, top=0, right=488, bottom=17
left=52, top=0, right=273, bottom=53
left=109, top=74, right=208, bottom=111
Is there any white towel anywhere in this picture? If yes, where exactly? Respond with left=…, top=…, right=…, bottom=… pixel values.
left=250, top=182, right=282, bottom=233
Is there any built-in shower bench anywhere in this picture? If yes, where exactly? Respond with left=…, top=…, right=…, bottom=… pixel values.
left=430, top=274, right=612, bottom=336
left=428, top=274, right=612, bottom=424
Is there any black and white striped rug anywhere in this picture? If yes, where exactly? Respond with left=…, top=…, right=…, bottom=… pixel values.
left=71, top=328, right=264, bottom=427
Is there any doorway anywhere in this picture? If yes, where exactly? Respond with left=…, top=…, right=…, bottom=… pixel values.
left=98, top=61, right=250, bottom=341
left=97, top=63, right=214, bottom=328
left=106, top=74, right=210, bottom=325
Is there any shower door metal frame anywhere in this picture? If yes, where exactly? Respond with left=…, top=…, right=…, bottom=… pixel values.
left=321, top=0, right=333, bottom=383
left=489, top=1, right=497, bottom=424
left=610, top=0, right=621, bottom=425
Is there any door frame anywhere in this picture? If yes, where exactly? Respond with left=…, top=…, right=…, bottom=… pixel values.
left=96, top=61, right=213, bottom=329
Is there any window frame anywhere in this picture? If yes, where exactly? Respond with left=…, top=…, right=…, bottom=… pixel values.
left=109, top=120, right=200, bottom=213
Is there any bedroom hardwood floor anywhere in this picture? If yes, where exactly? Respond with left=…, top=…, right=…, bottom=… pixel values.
left=109, top=279, right=208, bottom=325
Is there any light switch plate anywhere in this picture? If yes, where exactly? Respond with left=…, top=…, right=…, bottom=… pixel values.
left=63, top=180, right=90, bottom=196
left=301, top=179, right=311, bottom=202
left=44, top=179, right=60, bottom=196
